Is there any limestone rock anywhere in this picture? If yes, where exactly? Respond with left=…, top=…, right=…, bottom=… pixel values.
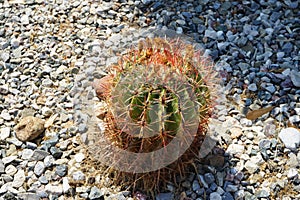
left=15, top=116, right=45, bottom=141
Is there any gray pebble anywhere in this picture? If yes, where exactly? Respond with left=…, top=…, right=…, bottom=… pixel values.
left=198, top=174, right=209, bottom=188
left=89, top=186, right=104, bottom=200
left=55, top=164, right=68, bottom=177
left=18, top=193, right=40, bottom=200
left=248, top=83, right=257, bottom=92
left=0, top=160, right=4, bottom=173
left=205, top=29, right=217, bottom=40
left=38, top=175, right=48, bottom=184
left=204, top=173, right=215, bottom=185
left=209, top=192, right=222, bottom=200
left=225, top=184, right=238, bottom=192
left=290, top=70, right=300, bottom=87
left=50, top=146, right=63, bottom=158
left=34, top=161, right=45, bottom=176
left=0, top=52, right=10, bottom=62
left=72, top=171, right=86, bottom=181
left=10, top=38, right=20, bottom=48
left=31, top=149, right=49, bottom=161
left=192, top=180, right=200, bottom=191
left=21, top=149, right=34, bottom=160
left=156, top=193, right=174, bottom=200
left=234, top=190, right=245, bottom=200
left=258, top=139, right=271, bottom=150
left=6, top=137, right=23, bottom=147
left=222, top=192, right=235, bottom=200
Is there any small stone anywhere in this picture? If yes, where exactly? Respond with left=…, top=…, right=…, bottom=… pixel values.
left=72, top=171, right=86, bottom=181
left=229, top=127, right=243, bottom=139
left=31, top=149, right=49, bottom=161
left=258, top=139, right=271, bottom=150
left=141, top=0, right=152, bottom=5
left=216, top=186, right=225, bottom=195
left=248, top=83, right=257, bottom=91
left=207, top=155, right=225, bottom=168
left=222, top=192, right=235, bottom=200
left=216, top=172, right=224, bottom=186
left=20, top=15, right=30, bottom=24
left=0, top=52, right=10, bottom=63
left=12, top=169, right=25, bottom=188
left=210, top=182, right=218, bottom=191
left=192, top=180, right=200, bottom=191
left=234, top=190, right=245, bottom=200
left=44, top=155, right=55, bottom=167
left=74, top=152, right=85, bottom=163
left=225, top=184, right=238, bottom=192
left=34, top=161, right=45, bottom=176
left=255, top=189, right=270, bottom=198
left=278, top=128, right=300, bottom=150
left=226, top=144, right=245, bottom=156
left=282, top=42, right=293, bottom=53
left=38, top=175, right=48, bottom=184
left=265, top=85, right=276, bottom=93
left=45, top=184, right=63, bottom=195
left=290, top=70, right=300, bottom=87
left=176, top=27, right=183, bottom=34
left=210, top=192, right=222, bottom=200
left=0, top=127, right=10, bottom=140
left=56, top=165, right=68, bottom=177
left=21, top=149, right=34, bottom=160
left=1, top=110, right=11, bottom=121
left=15, top=116, right=45, bottom=141
left=156, top=193, right=174, bottom=200
left=63, top=177, right=71, bottom=193
left=89, top=186, right=103, bottom=199
left=287, top=168, right=298, bottom=179
left=41, top=107, right=53, bottom=117
left=198, top=175, right=209, bottom=188
left=2, top=156, right=18, bottom=164
left=204, top=173, right=215, bottom=185
left=50, top=146, right=63, bottom=158
left=5, top=165, right=17, bottom=176
left=10, top=38, right=20, bottom=48
left=18, top=193, right=40, bottom=200
left=287, top=153, right=299, bottom=168
left=0, top=160, right=4, bottom=173
left=78, top=123, right=87, bottom=133
left=76, top=186, right=89, bottom=193
left=6, top=137, right=22, bottom=147
left=205, top=29, right=217, bottom=40
left=42, top=135, right=59, bottom=149
left=244, top=160, right=259, bottom=174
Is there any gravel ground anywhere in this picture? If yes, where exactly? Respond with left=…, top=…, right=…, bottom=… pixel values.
left=0, top=0, right=299, bottom=199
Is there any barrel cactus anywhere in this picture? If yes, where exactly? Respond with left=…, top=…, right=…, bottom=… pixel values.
left=89, top=37, right=218, bottom=194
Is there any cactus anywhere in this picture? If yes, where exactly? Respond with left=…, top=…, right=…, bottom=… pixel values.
left=90, top=37, right=218, bottom=194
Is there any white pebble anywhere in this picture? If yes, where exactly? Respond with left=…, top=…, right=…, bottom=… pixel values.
left=0, top=127, right=10, bottom=140
left=278, top=128, right=300, bottom=150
